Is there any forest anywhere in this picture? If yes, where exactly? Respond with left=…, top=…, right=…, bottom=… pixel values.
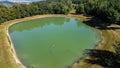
left=0, top=0, right=120, bottom=25
left=76, top=0, right=120, bottom=25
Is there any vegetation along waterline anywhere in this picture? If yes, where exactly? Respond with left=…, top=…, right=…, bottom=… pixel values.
left=0, top=0, right=120, bottom=68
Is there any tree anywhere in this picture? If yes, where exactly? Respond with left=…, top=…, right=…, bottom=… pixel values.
left=12, top=4, right=21, bottom=18
left=76, top=4, right=85, bottom=14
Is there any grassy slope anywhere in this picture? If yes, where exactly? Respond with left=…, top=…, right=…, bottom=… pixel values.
left=0, top=24, right=18, bottom=68
left=72, top=25, right=120, bottom=68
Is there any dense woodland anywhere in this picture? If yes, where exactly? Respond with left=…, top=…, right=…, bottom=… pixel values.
left=0, top=0, right=120, bottom=25
left=76, top=0, right=120, bottom=25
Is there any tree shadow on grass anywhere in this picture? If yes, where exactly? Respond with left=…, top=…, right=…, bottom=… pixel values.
left=97, top=27, right=120, bottom=30
left=83, top=17, right=120, bottom=30
left=84, top=49, right=120, bottom=68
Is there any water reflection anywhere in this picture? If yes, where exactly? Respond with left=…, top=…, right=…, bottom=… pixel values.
left=9, top=17, right=86, bottom=33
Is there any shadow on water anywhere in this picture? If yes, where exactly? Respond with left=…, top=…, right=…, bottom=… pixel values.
left=84, top=49, right=120, bottom=68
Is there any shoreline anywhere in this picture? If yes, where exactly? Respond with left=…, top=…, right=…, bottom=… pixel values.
left=6, top=22, right=26, bottom=68
left=5, top=15, right=68, bottom=68
left=1, top=15, right=65, bottom=68
left=69, top=28, right=103, bottom=68
left=1, top=14, right=99, bottom=68
left=72, top=24, right=120, bottom=68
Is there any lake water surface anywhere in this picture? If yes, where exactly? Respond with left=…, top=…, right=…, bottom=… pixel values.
left=9, top=17, right=100, bottom=68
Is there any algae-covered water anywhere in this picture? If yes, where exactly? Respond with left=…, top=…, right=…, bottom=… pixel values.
left=9, top=17, right=100, bottom=68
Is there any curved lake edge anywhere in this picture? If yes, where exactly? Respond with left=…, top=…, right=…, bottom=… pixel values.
left=2, top=14, right=101, bottom=68
left=6, top=22, right=26, bottom=68
left=6, top=15, right=68, bottom=68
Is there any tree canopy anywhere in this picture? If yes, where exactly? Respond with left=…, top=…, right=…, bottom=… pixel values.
left=76, top=0, right=120, bottom=25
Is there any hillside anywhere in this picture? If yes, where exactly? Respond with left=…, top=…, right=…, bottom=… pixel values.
left=0, top=1, right=14, bottom=6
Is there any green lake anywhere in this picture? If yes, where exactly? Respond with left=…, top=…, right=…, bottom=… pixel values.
left=9, top=17, right=100, bottom=68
